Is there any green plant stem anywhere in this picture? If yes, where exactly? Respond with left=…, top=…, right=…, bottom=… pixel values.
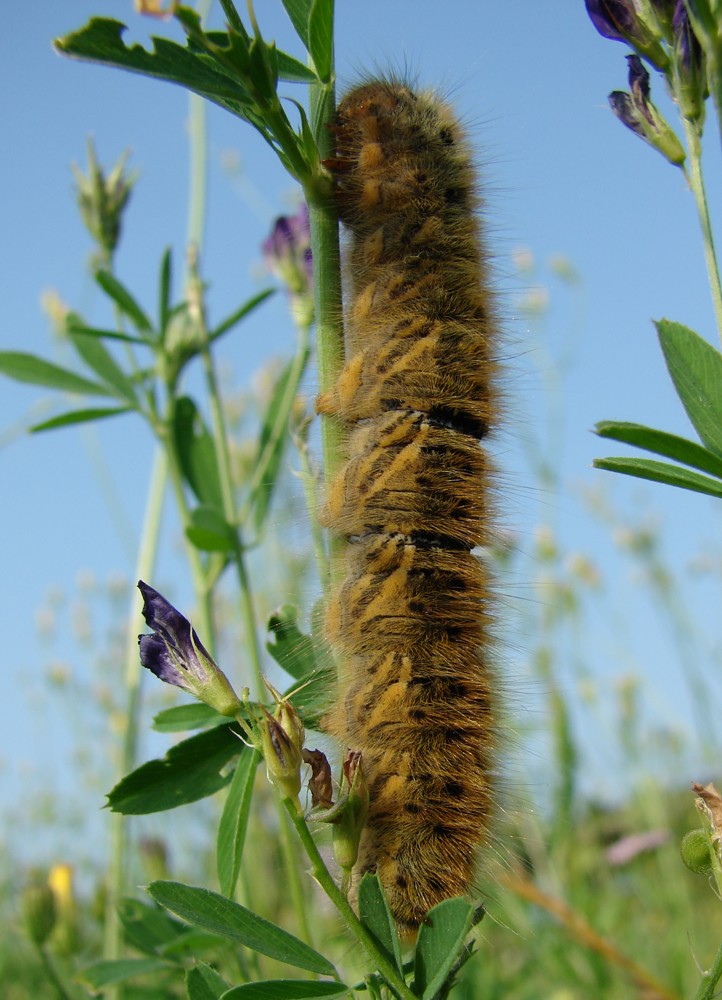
left=104, top=446, right=168, bottom=989
left=158, top=411, right=215, bottom=643
left=307, top=80, right=344, bottom=590
left=186, top=0, right=212, bottom=256
left=187, top=92, right=207, bottom=255
left=282, top=798, right=417, bottom=1000
left=278, top=802, right=313, bottom=945
left=365, top=977, right=383, bottom=1000
left=188, top=266, right=266, bottom=696
left=38, top=945, right=74, bottom=1000
left=694, top=938, right=722, bottom=1000
left=682, top=116, right=722, bottom=346
left=294, top=418, right=328, bottom=584
left=238, top=320, right=311, bottom=526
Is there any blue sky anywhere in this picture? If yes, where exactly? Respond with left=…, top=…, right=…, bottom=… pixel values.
left=3, top=2, right=722, bottom=868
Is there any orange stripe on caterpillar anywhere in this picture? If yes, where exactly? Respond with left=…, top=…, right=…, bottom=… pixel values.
left=319, top=77, right=499, bottom=934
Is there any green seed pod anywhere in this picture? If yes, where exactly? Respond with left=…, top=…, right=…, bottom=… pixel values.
left=681, top=829, right=713, bottom=875
left=22, top=880, right=57, bottom=947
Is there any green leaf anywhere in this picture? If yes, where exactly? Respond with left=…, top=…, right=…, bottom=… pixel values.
left=413, top=897, right=479, bottom=1000
left=285, top=670, right=334, bottom=731
left=31, top=406, right=133, bottom=432
left=162, top=928, right=226, bottom=956
left=186, top=962, right=230, bottom=1000
left=96, top=269, right=154, bottom=333
left=174, top=397, right=225, bottom=510
left=266, top=607, right=318, bottom=681
left=276, top=50, right=318, bottom=83
left=107, top=725, right=241, bottom=814
left=218, top=0, right=246, bottom=35
left=67, top=324, right=138, bottom=404
left=308, top=0, right=333, bottom=82
left=76, top=958, right=171, bottom=989
left=593, top=456, right=722, bottom=498
left=270, top=604, right=334, bottom=728
left=252, top=37, right=279, bottom=104
left=217, top=749, right=261, bottom=898
left=159, top=247, right=173, bottom=337
left=357, top=874, right=403, bottom=976
left=148, top=881, right=336, bottom=976
left=55, top=18, right=252, bottom=119
left=657, top=319, right=722, bottom=457
left=153, top=703, right=229, bottom=733
left=293, top=99, right=321, bottom=171
left=222, top=982, right=350, bottom=1000
left=68, top=323, right=147, bottom=345
left=0, top=351, right=112, bottom=396
left=117, top=898, right=188, bottom=956
left=250, top=349, right=310, bottom=533
left=280, top=0, right=313, bottom=48
left=187, top=505, right=237, bottom=553
left=595, top=421, right=722, bottom=478
left=210, top=288, right=275, bottom=343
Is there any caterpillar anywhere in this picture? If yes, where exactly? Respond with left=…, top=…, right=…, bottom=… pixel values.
left=317, top=78, right=499, bottom=934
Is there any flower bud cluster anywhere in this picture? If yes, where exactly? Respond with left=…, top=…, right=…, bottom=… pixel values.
left=136, top=584, right=370, bottom=884
left=585, top=0, right=711, bottom=163
left=72, top=140, right=136, bottom=264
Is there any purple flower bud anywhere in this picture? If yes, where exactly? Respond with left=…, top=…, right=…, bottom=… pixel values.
left=672, top=0, right=706, bottom=121
left=673, top=0, right=701, bottom=71
left=259, top=701, right=304, bottom=804
left=609, top=90, right=647, bottom=136
left=608, top=54, right=686, bottom=164
left=262, top=204, right=313, bottom=307
left=137, top=581, right=241, bottom=716
left=627, top=54, right=654, bottom=124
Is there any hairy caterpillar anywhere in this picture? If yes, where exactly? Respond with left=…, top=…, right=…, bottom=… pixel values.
left=317, top=78, right=499, bottom=933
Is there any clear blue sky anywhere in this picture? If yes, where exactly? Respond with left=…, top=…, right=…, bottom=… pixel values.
left=3, top=2, right=722, bottom=869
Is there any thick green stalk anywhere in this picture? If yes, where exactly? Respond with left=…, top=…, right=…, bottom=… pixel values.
left=278, top=804, right=312, bottom=945
left=681, top=116, right=722, bottom=345
left=103, top=446, right=168, bottom=986
left=282, top=798, right=417, bottom=1000
left=307, top=79, right=344, bottom=588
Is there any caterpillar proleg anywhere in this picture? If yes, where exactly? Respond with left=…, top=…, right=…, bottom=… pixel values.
left=318, top=78, right=499, bottom=934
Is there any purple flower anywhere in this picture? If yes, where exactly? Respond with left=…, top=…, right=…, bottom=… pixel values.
left=138, top=581, right=241, bottom=716
left=262, top=204, right=313, bottom=306
left=585, top=0, right=639, bottom=42
left=605, top=829, right=669, bottom=865
left=585, top=0, right=669, bottom=69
